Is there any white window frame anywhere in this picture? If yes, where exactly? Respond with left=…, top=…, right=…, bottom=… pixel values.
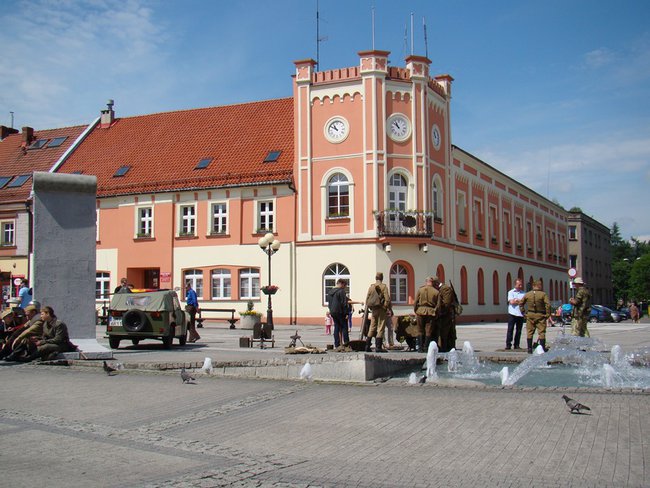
left=211, top=268, right=231, bottom=299
left=210, top=202, right=228, bottom=235
left=136, top=205, right=154, bottom=237
left=1, top=220, right=15, bottom=246
left=515, top=215, right=523, bottom=249
left=179, top=204, right=197, bottom=236
left=327, top=173, right=350, bottom=217
left=502, top=209, right=511, bottom=245
left=323, top=263, right=350, bottom=305
left=96, top=272, right=110, bottom=299
left=488, top=205, right=498, bottom=241
left=256, top=200, right=275, bottom=233
left=184, top=269, right=203, bottom=297
left=473, top=198, right=483, bottom=237
left=96, top=209, right=100, bottom=242
left=432, top=176, right=443, bottom=221
left=239, top=268, right=260, bottom=299
left=390, top=263, right=408, bottom=304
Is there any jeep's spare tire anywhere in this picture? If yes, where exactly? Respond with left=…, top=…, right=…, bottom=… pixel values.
left=122, top=309, right=148, bottom=332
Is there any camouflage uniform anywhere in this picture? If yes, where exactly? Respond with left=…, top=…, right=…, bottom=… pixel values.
left=571, top=287, right=592, bottom=337
left=519, top=288, right=551, bottom=353
left=414, top=284, right=439, bottom=352
left=435, top=284, right=455, bottom=352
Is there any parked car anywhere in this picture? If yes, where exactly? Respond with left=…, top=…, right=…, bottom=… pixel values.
left=590, top=305, right=615, bottom=323
left=106, top=289, right=188, bottom=349
left=616, top=307, right=631, bottom=320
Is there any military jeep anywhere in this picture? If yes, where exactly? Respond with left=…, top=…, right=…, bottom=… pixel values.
left=106, top=290, right=187, bottom=349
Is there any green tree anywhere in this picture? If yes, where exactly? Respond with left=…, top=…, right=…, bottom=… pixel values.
left=610, top=222, right=631, bottom=261
left=612, top=260, right=632, bottom=302
left=629, top=254, right=650, bottom=302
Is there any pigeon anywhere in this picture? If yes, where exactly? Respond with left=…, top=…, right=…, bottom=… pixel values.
left=103, top=361, right=117, bottom=375
left=373, top=376, right=392, bottom=383
left=180, top=368, right=196, bottom=384
left=418, top=375, right=427, bottom=384
left=562, top=395, right=591, bottom=414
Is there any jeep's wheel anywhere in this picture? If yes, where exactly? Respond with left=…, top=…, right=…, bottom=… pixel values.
left=131, top=339, right=140, bottom=346
left=179, top=331, right=187, bottom=346
left=123, top=309, right=148, bottom=332
left=162, top=326, right=174, bottom=349
left=109, top=337, right=121, bottom=349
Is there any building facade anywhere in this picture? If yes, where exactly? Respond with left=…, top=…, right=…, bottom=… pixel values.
left=568, top=211, right=612, bottom=304
left=47, top=50, right=570, bottom=324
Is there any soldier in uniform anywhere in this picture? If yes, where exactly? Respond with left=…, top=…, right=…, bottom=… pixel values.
left=413, top=276, right=439, bottom=352
left=433, top=278, right=455, bottom=352
left=569, top=277, right=591, bottom=337
left=1, top=302, right=42, bottom=360
left=519, top=280, right=551, bottom=353
left=15, top=306, right=76, bottom=362
left=364, top=272, right=392, bottom=353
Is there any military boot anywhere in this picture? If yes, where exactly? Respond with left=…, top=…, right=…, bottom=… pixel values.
left=365, top=337, right=372, bottom=352
left=417, top=335, right=425, bottom=353
left=527, top=339, right=533, bottom=354
left=375, top=337, right=386, bottom=353
left=539, top=339, right=548, bottom=352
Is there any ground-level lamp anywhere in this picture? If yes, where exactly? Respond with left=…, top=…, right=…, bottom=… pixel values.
left=258, top=232, right=281, bottom=340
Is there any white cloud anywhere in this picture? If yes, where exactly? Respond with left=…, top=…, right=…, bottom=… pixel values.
left=584, top=48, right=616, bottom=68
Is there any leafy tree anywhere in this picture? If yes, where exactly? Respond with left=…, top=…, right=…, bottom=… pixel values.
left=568, top=206, right=583, bottom=213
left=610, top=222, right=631, bottom=261
left=612, top=260, right=631, bottom=302
left=629, top=254, right=650, bottom=302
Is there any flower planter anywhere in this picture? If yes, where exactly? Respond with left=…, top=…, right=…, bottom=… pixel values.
left=240, top=314, right=262, bottom=330
left=262, top=289, right=277, bottom=295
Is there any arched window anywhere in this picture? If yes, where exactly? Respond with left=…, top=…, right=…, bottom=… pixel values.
left=323, top=263, right=350, bottom=304
left=327, top=173, right=349, bottom=217
left=477, top=268, right=485, bottom=305
left=388, top=173, right=408, bottom=212
left=517, top=267, right=524, bottom=282
left=211, top=268, right=231, bottom=299
left=184, top=269, right=203, bottom=298
left=390, top=263, right=409, bottom=304
left=239, top=268, right=260, bottom=299
left=432, top=177, right=443, bottom=221
left=506, top=272, right=512, bottom=293
left=460, top=266, right=468, bottom=304
left=436, top=264, right=445, bottom=284
left=492, top=271, right=500, bottom=305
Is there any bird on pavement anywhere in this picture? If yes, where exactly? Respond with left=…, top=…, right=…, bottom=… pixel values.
left=418, top=375, right=427, bottom=384
left=103, top=361, right=117, bottom=375
left=562, top=395, right=591, bottom=414
left=180, top=368, right=196, bottom=384
left=373, top=376, right=392, bottom=383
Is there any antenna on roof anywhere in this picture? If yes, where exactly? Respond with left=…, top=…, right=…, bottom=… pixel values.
left=316, top=0, right=328, bottom=70
left=371, top=5, right=375, bottom=50
left=423, top=16, right=429, bottom=59
left=410, top=12, right=414, bottom=55
left=10, top=111, right=14, bottom=128
left=403, top=23, right=407, bottom=58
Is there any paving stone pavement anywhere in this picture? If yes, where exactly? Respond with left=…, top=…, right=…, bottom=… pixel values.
left=1, top=360, right=648, bottom=487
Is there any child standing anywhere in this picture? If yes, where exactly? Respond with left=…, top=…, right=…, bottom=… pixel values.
left=325, top=311, right=333, bottom=335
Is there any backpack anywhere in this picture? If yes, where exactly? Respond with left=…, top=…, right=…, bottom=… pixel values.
left=367, top=285, right=384, bottom=309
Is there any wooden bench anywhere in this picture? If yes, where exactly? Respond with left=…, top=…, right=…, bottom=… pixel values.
left=195, top=308, right=238, bottom=329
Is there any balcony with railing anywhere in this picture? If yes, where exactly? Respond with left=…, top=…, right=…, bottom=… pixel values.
left=375, top=210, right=434, bottom=237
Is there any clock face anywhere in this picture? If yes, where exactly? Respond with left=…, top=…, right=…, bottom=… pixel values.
left=386, top=114, right=411, bottom=142
left=324, top=117, right=349, bottom=143
left=431, top=125, right=441, bottom=150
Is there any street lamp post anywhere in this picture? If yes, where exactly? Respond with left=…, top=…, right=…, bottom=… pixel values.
left=258, top=232, right=281, bottom=341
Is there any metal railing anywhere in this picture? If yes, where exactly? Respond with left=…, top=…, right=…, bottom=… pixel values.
left=374, top=210, right=434, bottom=237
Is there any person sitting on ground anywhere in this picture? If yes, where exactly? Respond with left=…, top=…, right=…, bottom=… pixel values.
left=0, top=308, right=20, bottom=350
left=1, top=303, right=41, bottom=360
left=9, top=306, right=76, bottom=362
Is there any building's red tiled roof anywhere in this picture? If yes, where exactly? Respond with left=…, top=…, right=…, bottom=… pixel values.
left=58, top=98, right=295, bottom=197
left=0, top=125, right=87, bottom=203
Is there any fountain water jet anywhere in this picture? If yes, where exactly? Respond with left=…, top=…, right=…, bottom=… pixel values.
left=426, top=341, right=438, bottom=379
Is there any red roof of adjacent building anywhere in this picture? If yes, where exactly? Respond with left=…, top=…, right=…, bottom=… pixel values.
left=0, top=125, right=87, bottom=203
left=58, top=98, right=295, bottom=197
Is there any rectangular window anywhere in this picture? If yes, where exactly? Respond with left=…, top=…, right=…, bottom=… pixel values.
left=569, top=255, right=577, bottom=269
left=488, top=205, right=497, bottom=241
left=211, top=203, right=228, bottom=234
left=258, top=201, right=274, bottom=233
left=526, top=221, right=533, bottom=252
left=473, top=199, right=483, bottom=238
left=1, top=221, right=15, bottom=246
left=138, top=207, right=153, bottom=237
left=502, top=210, right=511, bottom=246
left=569, top=225, right=577, bottom=240
left=96, top=272, right=110, bottom=299
left=457, top=192, right=466, bottom=234
left=211, top=269, right=231, bottom=299
left=180, top=205, right=196, bottom=236
left=239, top=268, right=260, bottom=299
left=536, top=224, right=542, bottom=254
left=515, top=216, right=523, bottom=249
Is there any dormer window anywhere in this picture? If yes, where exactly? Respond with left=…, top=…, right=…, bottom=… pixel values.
left=195, top=158, right=212, bottom=169
left=47, top=136, right=68, bottom=148
left=28, top=139, right=48, bottom=149
left=264, top=150, right=281, bottom=162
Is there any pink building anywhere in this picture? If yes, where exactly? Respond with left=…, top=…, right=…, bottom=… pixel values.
left=53, top=50, right=568, bottom=325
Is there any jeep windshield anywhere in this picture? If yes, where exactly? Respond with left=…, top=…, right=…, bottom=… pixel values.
left=110, top=291, right=172, bottom=312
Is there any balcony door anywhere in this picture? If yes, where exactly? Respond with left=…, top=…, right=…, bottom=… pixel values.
left=388, top=174, right=407, bottom=231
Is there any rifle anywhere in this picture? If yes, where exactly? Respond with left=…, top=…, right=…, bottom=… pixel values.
left=449, top=281, right=463, bottom=316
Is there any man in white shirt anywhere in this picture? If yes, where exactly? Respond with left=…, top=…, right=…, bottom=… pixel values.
left=506, top=278, right=525, bottom=350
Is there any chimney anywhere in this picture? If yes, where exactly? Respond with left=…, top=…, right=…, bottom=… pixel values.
left=100, top=99, right=115, bottom=128
left=0, top=125, right=18, bottom=140
left=21, top=126, right=34, bottom=146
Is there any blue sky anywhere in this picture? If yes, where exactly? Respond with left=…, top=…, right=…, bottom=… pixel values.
left=1, top=0, right=649, bottom=240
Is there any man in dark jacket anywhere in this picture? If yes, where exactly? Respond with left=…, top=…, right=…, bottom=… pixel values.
left=327, top=279, right=350, bottom=349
